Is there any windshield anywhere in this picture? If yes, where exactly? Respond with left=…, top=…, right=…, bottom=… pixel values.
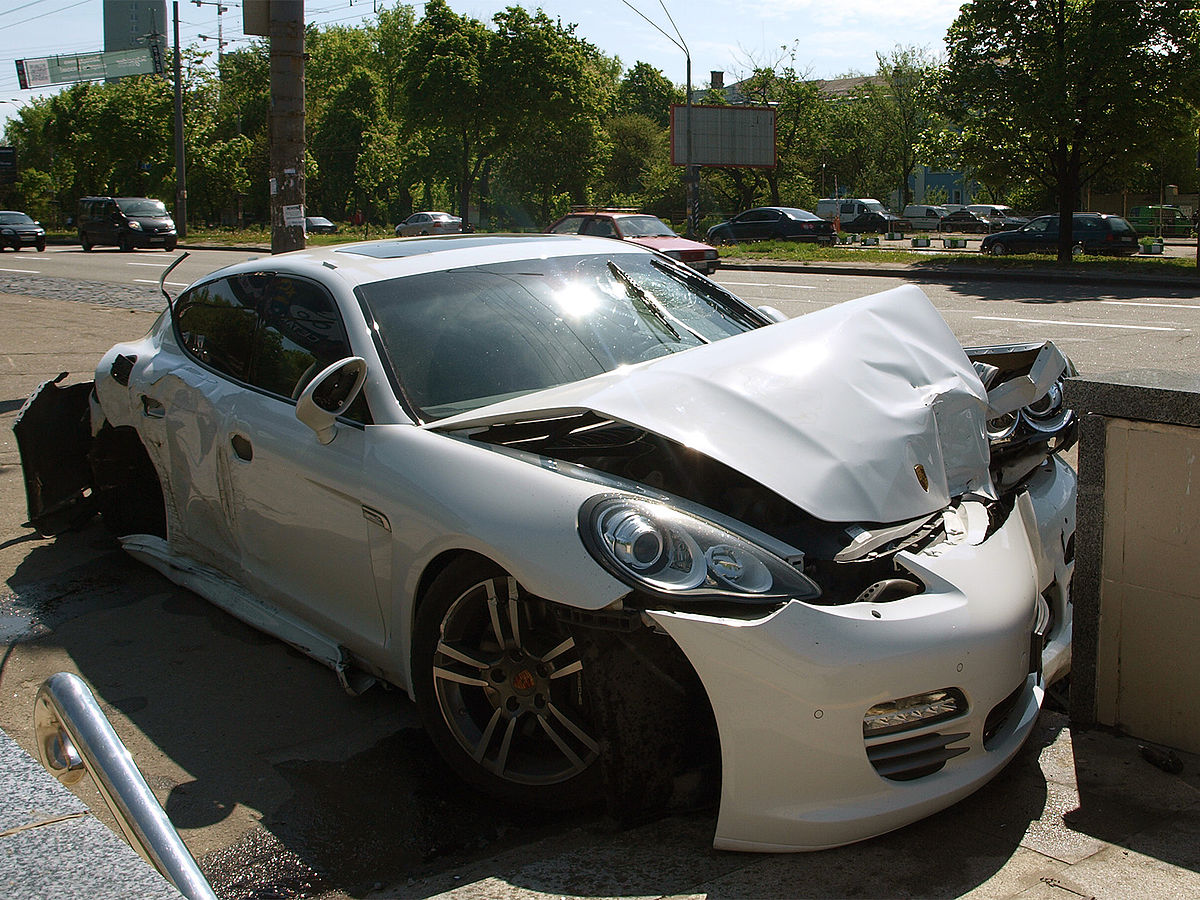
left=357, top=252, right=765, bottom=420
left=862, top=200, right=887, bottom=213
left=616, top=215, right=676, bottom=237
left=116, top=198, right=168, bottom=216
left=0, top=212, right=35, bottom=225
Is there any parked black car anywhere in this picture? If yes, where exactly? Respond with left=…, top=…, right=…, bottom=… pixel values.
left=78, top=196, right=177, bottom=251
left=707, top=207, right=836, bottom=244
left=305, top=216, right=339, bottom=234
left=938, top=209, right=994, bottom=234
left=0, top=210, right=46, bottom=251
left=980, top=213, right=1140, bottom=256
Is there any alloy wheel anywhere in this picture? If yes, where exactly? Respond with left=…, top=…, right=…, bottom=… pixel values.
left=430, top=574, right=599, bottom=787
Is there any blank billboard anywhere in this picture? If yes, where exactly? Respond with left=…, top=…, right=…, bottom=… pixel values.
left=670, top=105, right=776, bottom=169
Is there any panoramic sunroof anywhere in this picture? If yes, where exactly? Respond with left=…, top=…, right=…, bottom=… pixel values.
left=337, top=234, right=559, bottom=259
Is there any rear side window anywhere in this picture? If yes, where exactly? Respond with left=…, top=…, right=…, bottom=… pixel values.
left=175, top=274, right=268, bottom=381
left=252, top=276, right=353, bottom=400
left=581, top=217, right=616, bottom=237
left=549, top=216, right=586, bottom=234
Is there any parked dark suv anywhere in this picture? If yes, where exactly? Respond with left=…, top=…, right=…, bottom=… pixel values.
left=980, top=213, right=1139, bottom=256
left=78, top=196, right=177, bottom=251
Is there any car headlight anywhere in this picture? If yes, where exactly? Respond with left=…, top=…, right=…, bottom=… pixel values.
left=579, top=495, right=820, bottom=604
left=1022, top=381, right=1070, bottom=432
left=127, top=221, right=142, bottom=231
left=0, top=228, right=12, bottom=235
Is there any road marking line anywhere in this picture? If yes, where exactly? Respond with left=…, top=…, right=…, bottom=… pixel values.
left=1101, top=300, right=1200, bottom=310
left=0, top=266, right=38, bottom=273
left=128, top=261, right=172, bottom=267
left=973, top=315, right=1177, bottom=332
left=718, top=281, right=817, bottom=289
left=134, top=278, right=189, bottom=287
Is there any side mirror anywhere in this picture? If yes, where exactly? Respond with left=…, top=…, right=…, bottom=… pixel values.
left=757, top=305, right=788, bottom=323
left=295, top=357, right=368, bottom=444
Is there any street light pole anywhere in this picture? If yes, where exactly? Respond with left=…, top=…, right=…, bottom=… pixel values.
left=620, top=1, right=698, bottom=237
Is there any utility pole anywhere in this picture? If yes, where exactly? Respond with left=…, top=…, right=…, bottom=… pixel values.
left=269, top=0, right=305, bottom=254
left=172, top=1, right=187, bottom=239
left=193, top=0, right=230, bottom=65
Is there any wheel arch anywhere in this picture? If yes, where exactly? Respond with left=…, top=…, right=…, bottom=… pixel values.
left=406, top=549, right=722, bottom=816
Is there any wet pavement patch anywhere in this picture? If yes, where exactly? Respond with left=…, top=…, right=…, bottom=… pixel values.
left=201, top=728, right=595, bottom=898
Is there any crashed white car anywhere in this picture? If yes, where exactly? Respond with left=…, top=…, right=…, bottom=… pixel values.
left=15, top=234, right=1076, bottom=852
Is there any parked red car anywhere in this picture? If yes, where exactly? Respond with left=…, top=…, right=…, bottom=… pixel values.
left=547, top=210, right=719, bottom=274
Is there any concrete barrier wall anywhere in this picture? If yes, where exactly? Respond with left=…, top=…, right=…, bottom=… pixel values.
left=1066, top=371, right=1200, bottom=754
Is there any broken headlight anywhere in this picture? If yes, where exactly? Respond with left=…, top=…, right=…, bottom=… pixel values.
left=579, top=495, right=821, bottom=604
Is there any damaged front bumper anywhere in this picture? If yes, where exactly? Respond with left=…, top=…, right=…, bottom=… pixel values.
left=648, top=455, right=1075, bottom=852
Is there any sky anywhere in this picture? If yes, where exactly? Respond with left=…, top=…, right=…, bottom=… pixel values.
left=0, top=0, right=967, bottom=134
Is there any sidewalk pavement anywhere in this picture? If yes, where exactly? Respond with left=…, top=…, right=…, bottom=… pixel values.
left=390, top=708, right=1200, bottom=900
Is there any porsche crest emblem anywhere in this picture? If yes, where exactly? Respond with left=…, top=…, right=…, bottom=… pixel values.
left=914, top=464, right=929, bottom=491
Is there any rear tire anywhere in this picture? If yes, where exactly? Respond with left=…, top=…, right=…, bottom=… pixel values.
left=989, top=242, right=1008, bottom=256
left=80, top=233, right=93, bottom=251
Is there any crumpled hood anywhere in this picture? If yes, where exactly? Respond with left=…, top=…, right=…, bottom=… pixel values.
left=434, top=284, right=994, bottom=523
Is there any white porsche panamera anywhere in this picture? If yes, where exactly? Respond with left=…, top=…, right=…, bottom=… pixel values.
left=15, top=234, right=1076, bottom=852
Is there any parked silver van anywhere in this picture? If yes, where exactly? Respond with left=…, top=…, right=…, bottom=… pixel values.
left=901, top=204, right=948, bottom=231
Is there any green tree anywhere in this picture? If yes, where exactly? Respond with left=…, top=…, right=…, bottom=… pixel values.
left=941, top=0, right=1200, bottom=261
left=615, top=61, right=682, bottom=127
left=397, top=0, right=496, bottom=219
left=489, top=6, right=617, bottom=223
left=858, top=46, right=943, bottom=208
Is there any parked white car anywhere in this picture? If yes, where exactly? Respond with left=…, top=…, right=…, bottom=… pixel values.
left=394, top=211, right=463, bottom=236
left=15, top=235, right=1077, bottom=852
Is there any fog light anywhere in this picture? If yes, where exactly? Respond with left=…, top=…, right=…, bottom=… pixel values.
left=863, top=688, right=967, bottom=737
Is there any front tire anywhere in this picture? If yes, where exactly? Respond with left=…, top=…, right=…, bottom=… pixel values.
left=80, top=232, right=93, bottom=251
left=119, top=235, right=133, bottom=252
left=413, top=557, right=601, bottom=809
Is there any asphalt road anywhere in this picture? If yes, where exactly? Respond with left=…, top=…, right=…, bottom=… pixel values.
left=711, top=268, right=1200, bottom=376
left=0, top=250, right=1198, bottom=899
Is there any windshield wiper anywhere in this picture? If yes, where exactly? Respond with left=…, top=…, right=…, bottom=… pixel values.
left=607, top=260, right=709, bottom=344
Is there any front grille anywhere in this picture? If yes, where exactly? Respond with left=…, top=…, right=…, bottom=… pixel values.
left=867, top=731, right=970, bottom=781
left=983, top=682, right=1026, bottom=748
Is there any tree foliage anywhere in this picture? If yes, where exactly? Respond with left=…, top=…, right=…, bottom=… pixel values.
left=2, top=0, right=1197, bottom=236
left=941, top=0, right=1200, bottom=259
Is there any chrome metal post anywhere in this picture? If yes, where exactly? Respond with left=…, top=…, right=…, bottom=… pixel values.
left=34, top=672, right=216, bottom=900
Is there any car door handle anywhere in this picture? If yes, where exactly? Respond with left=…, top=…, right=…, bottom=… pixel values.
left=230, top=433, right=253, bottom=461
left=141, top=395, right=165, bottom=418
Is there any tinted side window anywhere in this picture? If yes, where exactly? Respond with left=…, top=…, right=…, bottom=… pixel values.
left=175, top=274, right=267, bottom=381
left=549, top=216, right=586, bottom=234
left=581, top=217, right=615, bottom=237
left=252, top=276, right=352, bottom=399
